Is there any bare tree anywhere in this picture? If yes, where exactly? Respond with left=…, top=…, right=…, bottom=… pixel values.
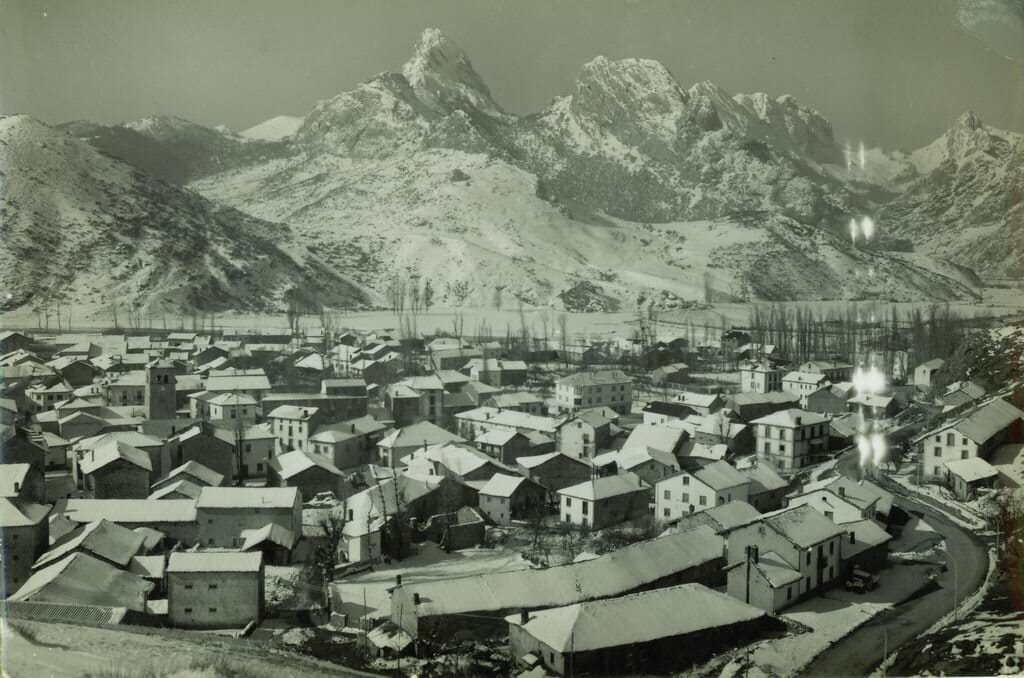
left=558, top=313, right=569, bottom=366
left=310, top=507, right=347, bottom=613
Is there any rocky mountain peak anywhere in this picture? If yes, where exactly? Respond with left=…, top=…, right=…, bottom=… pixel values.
left=401, top=28, right=503, bottom=117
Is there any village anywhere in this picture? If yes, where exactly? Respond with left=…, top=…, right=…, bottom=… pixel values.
left=0, top=310, right=1021, bottom=677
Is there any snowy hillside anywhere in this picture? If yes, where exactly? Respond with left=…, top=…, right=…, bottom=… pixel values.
left=0, top=115, right=366, bottom=312
left=191, top=28, right=979, bottom=307
left=240, top=115, right=305, bottom=142
left=34, top=28, right=1019, bottom=310
left=880, top=112, right=1024, bottom=278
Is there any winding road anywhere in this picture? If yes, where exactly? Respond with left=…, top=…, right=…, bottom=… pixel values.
left=799, top=449, right=990, bottom=677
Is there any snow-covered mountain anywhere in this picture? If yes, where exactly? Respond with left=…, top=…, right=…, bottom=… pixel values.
left=190, top=29, right=981, bottom=307
left=60, top=115, right=287, bottom=185
left=880, top=112, right=1024, bottom=277
left=21, top=28, right=1020, bottom=311
left=240, top=115, right=305, bottom=142
left=0, top=115, right=365, bottom=312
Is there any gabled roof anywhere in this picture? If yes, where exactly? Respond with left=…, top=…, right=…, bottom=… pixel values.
left=849, top=393, right=894, bottom=408
left=944, top=456, right=999, bottom=483
left=516, top=452, right=589, bottom=470
left=759, top=504, right=846, bottom=548
left=79, top=440, right=153, bottom=475
left=59, top=499, right=197, bottom=524
left=402, top=442, right=503, bottom=478
left=751, top=408, right=829, bottom=428
left=677, top=459, right=750, bottom=491
left=783, top=371, right=828, bottom=385
left=558, top=472, right=647, bottom=501
left=209, top=422, right=277, bottom=445
left=737, top=460, right=789, bottom=495
left=206, top=392, right=257, bottom=407
left=167, top=551, right=263, bottom=573
left=33, top=519, right=145, bottom=570
left=378, top=421, right=464, bottom=449
left=728, top=551, right=802, bottom=588
left=673, top=392, right=723, bottom=409
left=267, top=405, right=320, bottom=421
left=842, top=518, right=892, bottom=560
left=666, top=500, right=761, bottom=534
left=456, top=407, right=564, bottom=434
left=269, top=448, right=343, bottom=479
left=240, top=522, right=297, bottom=551
left=0, top=498, right=50, bottom=527
left=474, top=429, right=524, bottom=446
left=157, top=460, right=224, bottom=488
left=0, top=463, right=32, bottom=497
left=621, top=424, right=685, bottom=456
left=148, top=479, right=204, bottom=500
left=129, top=555, right=166, bottom=580
left=11, top=552, right=153, bottom=612
left=505, top=583, right=762, bottom=653
left=557, top=370, right=630, bottom=387
left=951, top=398, right=1024, bottom=446
left=196, top=486, right=299, bottom=509
left=204, top=370, right=271, bottom=392
left=478, top=472, right=533, bottom=498
left=642, top=401, right=696, bottom=418
left=402, top=526, right=723, bottom=619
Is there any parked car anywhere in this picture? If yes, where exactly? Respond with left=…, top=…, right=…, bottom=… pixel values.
left=845, top=567, right=879, bottom=593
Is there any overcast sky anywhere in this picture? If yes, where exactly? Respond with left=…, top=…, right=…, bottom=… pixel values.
left=2, top=0, right=1021, bottom=150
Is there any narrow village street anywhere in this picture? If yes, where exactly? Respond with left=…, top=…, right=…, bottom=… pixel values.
left=801, top=448, right=991, bottom=676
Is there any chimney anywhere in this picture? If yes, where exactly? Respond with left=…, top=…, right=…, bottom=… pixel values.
left=520, top=610, right=529, bottom=624
left=849, top=531, right=856, bottom=544
left=395, top=574, right=402, bottom=586
left=838, top=486, right=845, bottom=498
left=13, top=482, right=20, bottom=494
left=351, top=424, right=356, bottom=433
left=413, top=593, right=421, bottom=605
left=302, top=409, right=309, bottom=418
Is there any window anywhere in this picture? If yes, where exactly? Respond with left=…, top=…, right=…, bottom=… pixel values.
left=681, top=492, right=689, bottom=502
left=699, top=495, right=707, bottom=506
left=962, top=436, right=968, bottom=446
left=209, top=608, right=217, bottom=613
left=257, top=463, right=263, bottom=471
left=829, top=541, right=835, bottom=554
left=184, top=608, right=193, bottom=614
left=934, top=448, right=941, bottom=457
left=683, top=476, right=690, bottom=486
left=805, top=551, right=811, bottom=565
left=663, top=508, right=670, bottom=517
left=947, top=433, right=954, bottom=446
left=961, top=451, right=969, bottom=460
left=582, top=501, right=588, bottom=515
left=787, top=587, right=793, bottom=600
left=663, top=489, right=671, bottom=500
left=184, top=584, right=194, bottom=590
left=209, top=584, right=218, bottom=590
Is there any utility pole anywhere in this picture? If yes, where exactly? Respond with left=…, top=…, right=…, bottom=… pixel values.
left=744, top=545, right=758, bottom=604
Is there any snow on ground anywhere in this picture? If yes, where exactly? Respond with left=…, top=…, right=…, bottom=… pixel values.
left=333, top=543, right=531, bottom=620
left=889, top=516, right=945, bottom=557
left=889, top=475, right=992, bottom=530
left=240, top=115, right=304, bottom=141
left=716, top=597, right=890, bottom=678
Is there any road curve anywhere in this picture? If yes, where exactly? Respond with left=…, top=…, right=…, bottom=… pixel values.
left=799, top=451, right=990, bottom=677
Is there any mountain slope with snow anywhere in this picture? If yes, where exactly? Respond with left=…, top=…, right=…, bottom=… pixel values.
left=30, top=28, right=1015, bottom=310
left=190, top=28, right=978, bottom=307
left=0, top=115, right=365, bottom=312
left=240, top=115, right=305, bottom=141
